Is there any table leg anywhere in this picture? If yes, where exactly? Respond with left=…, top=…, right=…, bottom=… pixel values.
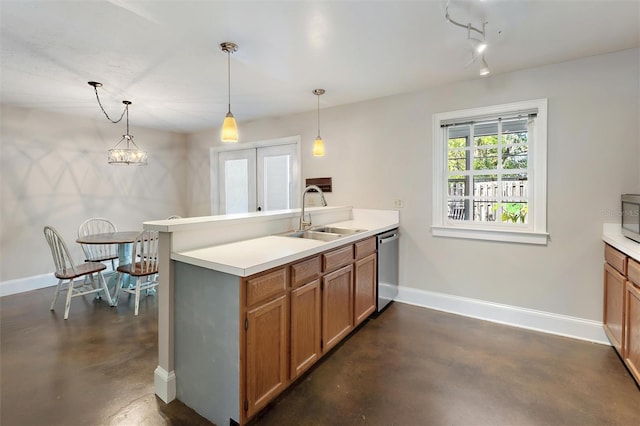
left=109, top=243, right=133, bottom=305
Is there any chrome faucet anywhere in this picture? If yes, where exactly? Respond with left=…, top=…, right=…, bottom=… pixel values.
left=299, top=185, right=327, bottom=230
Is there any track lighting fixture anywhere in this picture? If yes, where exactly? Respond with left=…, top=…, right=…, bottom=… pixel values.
left=445, top=3, right=491, bottom=76
left=88, top=81, right=148, bottom=165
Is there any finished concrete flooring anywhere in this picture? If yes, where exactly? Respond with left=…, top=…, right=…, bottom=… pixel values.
left=1, top=286, right=639, bottom=425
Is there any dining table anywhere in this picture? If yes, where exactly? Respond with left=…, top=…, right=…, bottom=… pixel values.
left=76, top=231, right=141, bottom=301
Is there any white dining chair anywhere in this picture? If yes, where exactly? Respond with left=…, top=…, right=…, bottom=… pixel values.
left=114, top=230, right=159, bottom=316
left=77, top=218, right=119, bottom=271
left=44, top=226, right=112, bottom=319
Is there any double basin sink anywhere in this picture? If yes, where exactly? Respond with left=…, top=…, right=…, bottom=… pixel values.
left=282, top=226, right=367, bottom=242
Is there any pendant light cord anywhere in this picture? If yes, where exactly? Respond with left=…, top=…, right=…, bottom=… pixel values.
left=227, top=51, right=232, bottom=114
left=92, top=85, right=127, bottom=124
left=317, top=94, right=321, bottom=138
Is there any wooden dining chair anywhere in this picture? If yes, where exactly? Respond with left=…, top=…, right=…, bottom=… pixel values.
left=44, top=226, right=113, bottom=319
left=114, top=230, right=159, bottom=316
left=77, top=218, right=119, bottom=271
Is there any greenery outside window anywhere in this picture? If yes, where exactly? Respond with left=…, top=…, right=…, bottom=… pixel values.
left=432, top=99, right=548, bottom=245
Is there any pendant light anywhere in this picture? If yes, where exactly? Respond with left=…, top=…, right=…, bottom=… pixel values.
left=88, top=81, right=148, bottom=165
left=313, top=89, right=325, bottom=157
left=220, top=42, right=238, bottom=143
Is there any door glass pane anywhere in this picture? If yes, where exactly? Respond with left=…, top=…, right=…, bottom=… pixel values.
left=263, top=155, right=290, bottom=211
left=224, top=159, right=249, bottom=214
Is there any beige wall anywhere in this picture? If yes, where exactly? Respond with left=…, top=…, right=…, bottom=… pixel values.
left=2, top=49, right=638, bottom=322
left=186, top=48, right=640, bottom=321
left=0, top=106, right=187, bottom=282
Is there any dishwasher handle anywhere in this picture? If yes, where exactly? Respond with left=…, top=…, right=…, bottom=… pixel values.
left=378, top=231, right=399, bottom=245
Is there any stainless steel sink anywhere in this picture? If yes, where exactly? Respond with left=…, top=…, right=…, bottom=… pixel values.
left=310, top=226, right=367, bottom=235
left=282, top=230, right=344, bottom=241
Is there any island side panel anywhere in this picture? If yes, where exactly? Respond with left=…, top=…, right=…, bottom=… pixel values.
left=174, top=261, right=240, bottom=426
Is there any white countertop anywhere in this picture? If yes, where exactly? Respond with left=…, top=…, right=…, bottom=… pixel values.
left=602, top=223, right=640, bottom=262
left=172, top=216, right=399, bottom=277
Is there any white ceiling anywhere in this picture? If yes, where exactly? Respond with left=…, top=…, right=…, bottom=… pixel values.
left=1, top=0, right=638, bottom=133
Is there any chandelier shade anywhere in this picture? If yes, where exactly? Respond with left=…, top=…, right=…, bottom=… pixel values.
left=108, top=134, right=148, bottom=165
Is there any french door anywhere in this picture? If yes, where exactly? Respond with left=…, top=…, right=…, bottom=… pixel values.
left=212, top=137, right=301, bottom=215
left=218, top=149, right=257, bottom=214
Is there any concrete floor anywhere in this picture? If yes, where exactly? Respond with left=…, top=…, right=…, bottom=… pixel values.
left=1, top=286, right=639, bottom=426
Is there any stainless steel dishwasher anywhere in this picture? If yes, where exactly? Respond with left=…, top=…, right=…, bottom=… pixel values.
left=377, top=229, right=399, bottom=312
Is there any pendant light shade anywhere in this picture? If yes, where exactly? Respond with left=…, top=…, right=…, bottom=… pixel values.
left=313, top=89, right=325, bottom=157
left=221, top=112, right=238, bottom=142
left=220, top=42, right=238, bottom=143
left=313, top=137, right=325, bottom=157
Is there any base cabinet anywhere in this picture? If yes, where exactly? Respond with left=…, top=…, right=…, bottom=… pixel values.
left=603, top=243, right=640, bottom=386
left=354, top=253, right=377, bottom=326
left=322, top=265, right=354, bottom=352
left=241, top=236, right=379, bottom=424
left=625, top=281, right=640, bottom=381
left=604, top=263, right=626, bottom=352
left=290, top=280, right=321, bottom=379
left=245, top=294, right=288, bottom=418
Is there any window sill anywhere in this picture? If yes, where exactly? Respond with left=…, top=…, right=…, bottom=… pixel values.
left=431, top=225, right=549, bottom=245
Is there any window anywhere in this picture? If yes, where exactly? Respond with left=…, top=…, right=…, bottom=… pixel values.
left=432, top=99, right=548, bottom=245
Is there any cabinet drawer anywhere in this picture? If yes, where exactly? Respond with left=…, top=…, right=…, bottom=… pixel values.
left=628, top=258, right=640, bottom=287
left=291, top=256, right=321, bottom=288
left=354, top=237, right=376, bottom=259
left=605, top=244, right=627, bottom=275
left=322, top=245, right=354, bottom=272
left=245, top=267, right=287, bottom=307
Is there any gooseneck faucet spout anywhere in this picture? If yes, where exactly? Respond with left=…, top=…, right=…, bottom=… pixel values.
left=299, top=185, right=327, bottom=230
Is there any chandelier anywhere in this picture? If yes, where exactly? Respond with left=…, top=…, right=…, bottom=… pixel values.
left=88, top=81, right=148, bottom=165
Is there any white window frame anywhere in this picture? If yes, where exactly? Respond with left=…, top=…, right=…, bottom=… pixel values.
left=432, top=99, right=548, bottom=245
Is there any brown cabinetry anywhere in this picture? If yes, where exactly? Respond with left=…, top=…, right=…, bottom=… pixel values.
left=322, top=265, right=354, bottom=352
left=354, top=237, right=377, bottom=326
left=625, top=281, right=640, bottom=381
left=625, top=258, right=640, bottom=382
left=241, top=235, right=379, bottom=424
left=604, top=262, right=626, bottom=352
left=355, top=253, right=377, bottom=326
left=603, top=243, right=640, bottom=386
left=244, top=293, right=288, bottom=418
left=290, top=279, right=321, bottom=379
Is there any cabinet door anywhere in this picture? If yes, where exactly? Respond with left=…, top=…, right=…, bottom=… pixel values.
left=604, top=263, right=626, bottom=352
left=245, top=295, right=288, bottom=418
left=354, top=253, right=377, bottom=326
left=322, top=265, right=354, bottom=352
left=290, top=280, right=321, bottom=379
left=625, top=282, right=640, bottom=383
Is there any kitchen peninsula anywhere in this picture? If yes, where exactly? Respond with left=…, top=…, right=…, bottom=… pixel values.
left=144, top=207, right=399, bottom=425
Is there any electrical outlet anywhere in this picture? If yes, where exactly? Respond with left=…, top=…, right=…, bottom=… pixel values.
left=307, top=197, right=316, bottom=206
left=393, top=199, right=404, bottom=208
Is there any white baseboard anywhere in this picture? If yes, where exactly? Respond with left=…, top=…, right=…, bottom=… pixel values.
left=393, top=285, right=609, bottom=345
left=1, top=271, right=119, bottom=298
left=4, top=276, right=609, bottom=345
left=0, top=274, right=56, bottom=297
left=154, top=366, right=176, bottom=403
